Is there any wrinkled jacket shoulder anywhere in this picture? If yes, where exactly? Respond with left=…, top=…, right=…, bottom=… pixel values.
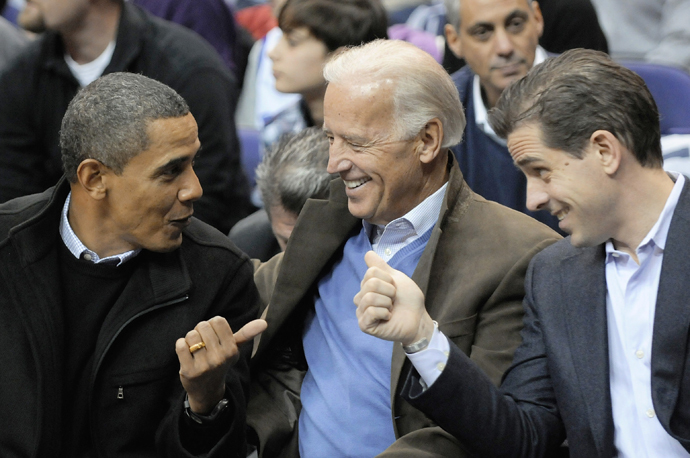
left=0, top=187, right=55, bottom=242
left=182, top=217, right=249, bottom=260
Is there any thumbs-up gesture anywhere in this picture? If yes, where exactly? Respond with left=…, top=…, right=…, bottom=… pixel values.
left=354, top=251, right=434, bottom=346
left=176, top=318, right=267, bottom=414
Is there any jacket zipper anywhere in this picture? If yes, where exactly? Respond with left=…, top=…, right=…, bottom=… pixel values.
left=88, top=295, right=189, bottom=424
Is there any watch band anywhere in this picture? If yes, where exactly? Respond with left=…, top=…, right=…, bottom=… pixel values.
left=402, top=320, right=438, bottom=354
left=184, top=394, right=230, bottom=425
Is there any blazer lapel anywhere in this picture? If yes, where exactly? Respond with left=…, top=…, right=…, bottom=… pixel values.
left=411, top=154, right=468, bottom=299
left=560, top=245, right=615, bottom=457
left=256, top=179, right=360, bottom=356
left=651, top=181, right=690, bottom=435
left=392, top=155, right=470, bottom=399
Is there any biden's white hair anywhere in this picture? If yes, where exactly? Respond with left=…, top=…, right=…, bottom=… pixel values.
left=323, top=39, right=465, bottom=148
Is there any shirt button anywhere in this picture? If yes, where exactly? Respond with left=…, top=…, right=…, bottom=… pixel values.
left=384, top=248, right=392, bottom=256
left=636, top=350, right=644, bottom=359
left=443, top=351, right=449, bottom=357
left=436, top=362, right=446, bottom=372
left=646, top=409, right=655, bottom=418
left=83, top=253, right=92, bottom=261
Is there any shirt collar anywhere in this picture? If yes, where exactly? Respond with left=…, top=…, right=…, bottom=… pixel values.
left=363, top=182, right=448, bottom=242
left=605, top=172, right=685, bottom=259
left=59, top=192, right=141, bottom=266
left=472, top=46, right=548, bottom=144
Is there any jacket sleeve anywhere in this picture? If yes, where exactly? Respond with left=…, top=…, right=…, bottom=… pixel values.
left=374, top=236, right=558, bottom=458
left=399, top=256, right=567, bottom=458
left=156, top=256, right=260, bottom=458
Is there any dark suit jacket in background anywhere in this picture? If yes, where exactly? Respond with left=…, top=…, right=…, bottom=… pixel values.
left=403, top=179, right=690, bottom=458
left=538, top=0, right=608, bottom=54
left=248, top=153, right=560, bottom=457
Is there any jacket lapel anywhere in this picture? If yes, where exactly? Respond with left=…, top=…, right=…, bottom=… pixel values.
left=391, top=156, right=469, bottom=399
left=651, top=180, right=690, bottom=436
left=256, top=179, right=359, bottom=357
left=411, top=155, right=468, bottom=299
left=560, top=245, right=615, bottom=456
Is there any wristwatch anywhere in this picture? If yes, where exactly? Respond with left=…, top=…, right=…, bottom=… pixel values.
left=402, top=320, right=438, bottom=354
left=184, top=394, right=230, bottom=425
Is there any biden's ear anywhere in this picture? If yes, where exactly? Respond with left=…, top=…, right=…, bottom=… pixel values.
left=417, top=118, right=443, bottom=164
left=75, top=159, right=108, bottom=200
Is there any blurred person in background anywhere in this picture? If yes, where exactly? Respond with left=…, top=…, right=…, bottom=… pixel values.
left=235, top=0, right=299, bottom=131
left=131, top=0, right=245, bottom=78
left=229, top=127, right=333, bottom=261
left=0, top=0, right=251, bottom=233
left=16, top=0, right=45, bottom=32
left=443, top=0, right=562, bottom=232
left=441, top=0, right=607, bottom=73
left=0, top=6, right=28, bottom=70
left=262, top=0, right=388, bottom=159
left=590, top=0, right=690, bottom=72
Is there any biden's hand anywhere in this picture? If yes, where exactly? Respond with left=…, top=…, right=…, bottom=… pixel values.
left=175, top=317, right=267, bottom=414
left=354, top=251, right=434, bottom=346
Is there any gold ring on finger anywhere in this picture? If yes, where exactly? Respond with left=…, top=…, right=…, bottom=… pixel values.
left=189, top=341, right=206, bottom=354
